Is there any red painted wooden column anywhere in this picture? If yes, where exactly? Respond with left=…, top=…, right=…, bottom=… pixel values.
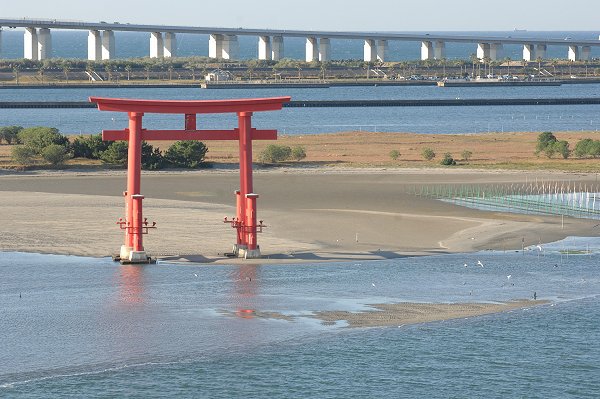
left=120, top=112, right=147, bottom=263
left=237, top=111, right=261, bottom=257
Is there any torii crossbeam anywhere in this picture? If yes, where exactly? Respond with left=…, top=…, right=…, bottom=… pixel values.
left=90, top=96, right=291, bottom=263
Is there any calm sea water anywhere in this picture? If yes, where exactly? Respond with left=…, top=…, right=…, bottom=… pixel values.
left=1, top=238, right=599, bottom=397
left=1, top=84, right=600, bottom=134
left=1, top=30, right=599, bottom=60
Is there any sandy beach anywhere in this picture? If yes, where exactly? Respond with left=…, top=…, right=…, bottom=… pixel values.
left=0, top=167, right=597, bottom=263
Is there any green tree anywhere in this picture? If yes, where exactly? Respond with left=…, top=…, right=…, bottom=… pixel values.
left=0, top=126, right=23, bottom=144
left=17, top=127, right=69, bottom=154
left=421, top=147, right=436, bottom=161
left=41, top=144, right=71, bottom=165
left=389, top=149, right=400, bottom=160
left=574, top=138, right=594, bottom=158
left=589, top=140, right=600, bottom=158
left=291, top=146, right=307, bottom=161
left=259, top=144, right=292, bottom=163
left=100, top=141, right=129, bottom=165
left=535, top=131, right=557, bottom=156
left=11, top=146, right=36, bottom=166
left=164, top=141, right=208, bottom=168
left=554, top=140, right=570, bottom=159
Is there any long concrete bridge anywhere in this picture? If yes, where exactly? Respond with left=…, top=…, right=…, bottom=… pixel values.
left=1, top=18, right=599, bottom=63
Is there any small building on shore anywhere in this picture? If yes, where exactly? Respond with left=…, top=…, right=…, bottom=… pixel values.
left=204, top=69, right=233, bottom=82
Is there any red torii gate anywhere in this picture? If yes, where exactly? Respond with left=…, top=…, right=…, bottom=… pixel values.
left=90, top=96, right=291, bottom=264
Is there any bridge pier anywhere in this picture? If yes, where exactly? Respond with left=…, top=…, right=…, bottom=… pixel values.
left=24, top=27, right=38, bottom=60
left=319, top=38, right=331, bottom=62
left=37, top=28, right=52, bottom=59
left=88, top=30, right=101, bottom=61
left=306, top=37, right=318, bottom=62
left=536, top=44, right=547, bottom=59
left=150, top=32, right=164, bottom=58
left=581, top=46, right=591, bottom=61
left=377, top=39, right=388, bottom=62
left=477, top=43, right=490, bottom=60
left=433, top=41, right=445, bottom=60
left=209, top=34, right=223, bottom=58
left=164, top=32, right=176, bottom=57
left=568, top=45, right=579, bottom=61
left=421, top=40, right=433, bottom=60
left=489, top=43, right=502, bottom=61
left=271, top=36, right=284, bottom=60
left=221, top=35, right=238, bottom=59
left=258, top=36, right=271, bottom=60
left=364, top=39, right=376, bottom=62
left=209, top=34, right=238, bottom=59
left=523, top=44, right=535, bottom=61
left=102, top=30, right=115, bottom=60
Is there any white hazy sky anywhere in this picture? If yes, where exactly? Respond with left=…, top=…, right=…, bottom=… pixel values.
left=3, top=0, right=600, bottom=31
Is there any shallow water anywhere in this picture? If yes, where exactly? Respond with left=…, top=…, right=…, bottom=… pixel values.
left=1, top=239, right=599, bottom=397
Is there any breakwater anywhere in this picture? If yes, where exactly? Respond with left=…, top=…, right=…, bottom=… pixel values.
left=2, top=98, right=600, bottom=109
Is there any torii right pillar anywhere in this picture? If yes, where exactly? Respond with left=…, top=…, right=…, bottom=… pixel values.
left=235, top=111, right=262, bottom=259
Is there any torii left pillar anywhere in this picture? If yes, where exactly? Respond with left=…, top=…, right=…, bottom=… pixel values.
left=120, top=112, right=150, bottom=263
left=236, top=112, right=261, bottom=258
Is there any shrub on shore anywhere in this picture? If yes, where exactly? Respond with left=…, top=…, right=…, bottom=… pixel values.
left=259, top=144, right=293, bottom=163
left=291, top=146, right=307, bottom=161
left=421, top=147, right=436, bottom=161
left=100, top=141, right=129, bottom=166
left=535, top=132, right=570, bottom=159
left=164, top=141, right=208, bottom=168
left=574, top=138, right=600, bottom=158
left=389, top=150, right=400, bottom=160
left=440, top=153, right=457, bottom=166
left=461, top=150, right=473, bottom=162
left=17, top=127, right=69, bottom=154
left=41, top=144, right=71, bottom=166
left=0, top=126, right=23, bottom=144
left=11, top=146, right=36, bottom=166
left=72, top=134, right=112, bottom=159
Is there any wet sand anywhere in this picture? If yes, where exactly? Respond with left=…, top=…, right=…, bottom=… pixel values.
left=312, top=300, right=548, bottom=328
left=220, top=300, right=547, bottom=328
left=0, top=168, right=597, bottom=263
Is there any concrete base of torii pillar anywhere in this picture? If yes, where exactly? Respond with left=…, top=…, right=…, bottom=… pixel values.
left=238, top=246, right=261, bottom=259
left=119, top=245, right=151, bottom=263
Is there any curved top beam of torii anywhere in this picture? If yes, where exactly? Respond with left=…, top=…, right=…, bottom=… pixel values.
left=89, top=96, right=291, bottom=114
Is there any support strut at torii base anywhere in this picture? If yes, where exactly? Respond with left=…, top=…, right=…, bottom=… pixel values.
left=90, top=96, right=291, bottom=263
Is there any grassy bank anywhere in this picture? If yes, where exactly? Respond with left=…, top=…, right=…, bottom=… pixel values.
left=2, top=130, right=600, bottom=172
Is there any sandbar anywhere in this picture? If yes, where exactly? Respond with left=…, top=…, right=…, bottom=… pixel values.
left=0, top=167, right=597, bottom=263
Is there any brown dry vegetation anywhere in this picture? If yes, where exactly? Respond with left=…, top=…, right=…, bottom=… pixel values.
left=2, top=130, right=600, bottom=171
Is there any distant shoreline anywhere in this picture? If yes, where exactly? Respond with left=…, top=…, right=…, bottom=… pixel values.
left=3, top=97, right=600, bottom=109
left=2, top=78, right=600, bottom=90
